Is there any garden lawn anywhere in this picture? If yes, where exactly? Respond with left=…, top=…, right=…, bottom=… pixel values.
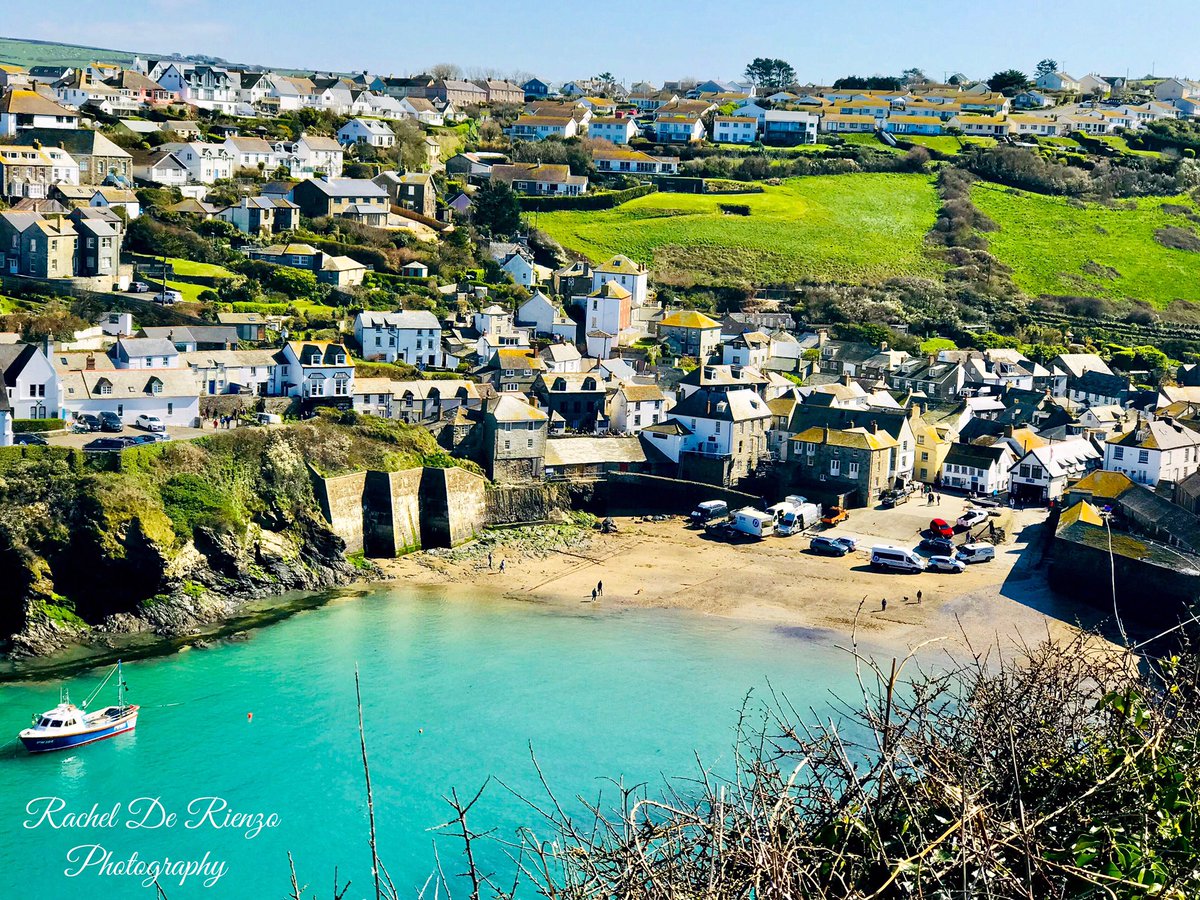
left=972, top=182, right=1200, bottom=307
left=131, top=254, right=237, bottom=280
left=538, top=173, right=943, bottom=288
left=901, top=135, right=966, bottom=155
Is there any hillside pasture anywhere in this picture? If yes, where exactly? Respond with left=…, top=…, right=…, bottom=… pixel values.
left=538, top=173, right=943, bottom=288
left=972, top=182, right=1200, bottom=308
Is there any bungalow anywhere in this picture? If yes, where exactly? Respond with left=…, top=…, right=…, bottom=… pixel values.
left=393, top=96, right=442, bottom=126
left=337, top=118, right=396, bottom=148
left=592, top=148, right=679, bottom=175
left=885, top=115, right=945, bottom=135
left=271, top=340, right=354, bottom=399
left=713, top=116, right=758, bottom=143
left=948, top=114, right=1010, bottom=137
left=490, top=163, right=587, bottom=196
left=820, top=113, right=878, bottom=133
left=246, top=243, right=368, bottom=287
left=587, top=117, right=639, bottom=144
left=217, top=312, right=269, bottom=342
left=1008, top=114, right=1062, bottom=137
left=140, top=325, right=238, bottom=352
left=509, top=114, right=579, bottom=140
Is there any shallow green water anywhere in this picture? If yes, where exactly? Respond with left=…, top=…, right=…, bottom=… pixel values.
left=0, top=586, right=874, bottom=898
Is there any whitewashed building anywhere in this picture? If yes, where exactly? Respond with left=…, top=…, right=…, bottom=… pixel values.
left=354, top=310, right=443, bottom=368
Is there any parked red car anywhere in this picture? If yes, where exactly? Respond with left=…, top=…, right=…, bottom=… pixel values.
left=929, top=518, right=954, bottom=539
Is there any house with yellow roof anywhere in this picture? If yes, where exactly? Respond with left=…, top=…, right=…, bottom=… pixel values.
left=713, top=115, right=758, bottom=144
left=948, top=114, right=1010, bottom=137
left=1007, top=114, right=1062, bottom=137
left=657, top=310, right=722, bottom=359
left=587, top=116, right=639, bottom=144
left=789, top=424, right=898, bottom=506
left=590, top=254, right=648, bottom=307
left=819, top=113, right=877, bottom=133
left=592, top=147, right=678, bottom=175
left=884, top=115, right=946, bottom=136
left=0, top=89, right=79, bottom=137
left=578, top=96, right=617, bottom=115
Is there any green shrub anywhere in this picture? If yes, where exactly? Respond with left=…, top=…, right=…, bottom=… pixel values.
left=159, top=473, right=243, bottom=540
left=12, top=418, right=65, bottom=433
left=518, top=183, right=656, bottom=212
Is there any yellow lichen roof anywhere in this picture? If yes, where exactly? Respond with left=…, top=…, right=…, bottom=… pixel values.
left=590, top=281, right=631, bottom=299
left=1070, top=470, right=1134, bottom=498
left=790, top=425, right=897, bottom=451
left=823, top=114, right=878, bottom=123
left=598, top=254, right=643, bottom=275
left=660, top=310, right=720, bottom=329
left=1059, top=500, right=1105, bottom=527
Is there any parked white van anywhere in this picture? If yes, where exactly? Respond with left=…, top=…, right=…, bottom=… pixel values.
left=731, top=508, right=775, bottom=539
left=956, top=543, right=996, bottom=564
left=870, top=545, right=927, bottom=572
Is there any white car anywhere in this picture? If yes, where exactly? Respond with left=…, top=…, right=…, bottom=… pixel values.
left=154, top=289, right=182, bottom=305
left=135, top=414, right=166, bottom=432
left=927, top=555, right=966, bottom=573
left=957, top=509, right=989, bottom=529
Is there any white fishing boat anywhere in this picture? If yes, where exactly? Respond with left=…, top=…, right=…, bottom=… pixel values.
left=18, top=661, right=139, bottom=754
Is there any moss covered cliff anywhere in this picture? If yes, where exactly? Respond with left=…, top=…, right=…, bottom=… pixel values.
left=0, top=413, right=467, bottom=657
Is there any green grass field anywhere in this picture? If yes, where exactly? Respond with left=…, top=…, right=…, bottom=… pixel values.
left=972, top=182, right=1200, bottom=307
left=538, top=173, right=943, bottom=288
left=131, top=254, right=237, bottom=280
left=0, top=36, right=136, bottom=69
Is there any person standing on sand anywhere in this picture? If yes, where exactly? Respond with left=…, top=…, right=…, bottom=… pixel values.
left=488, top=551, right=493, bottom=569
left=917, top=590, right=922, bottom=605
left=591, top=587, right=598, bottom=602
left=597, top=580, right=603, bottom=597
left=881, top=598, right=888, bottom=612
left=499, top=559, right=506, bottom=573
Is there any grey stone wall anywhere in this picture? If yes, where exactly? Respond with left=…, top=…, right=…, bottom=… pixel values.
left=310, top=469, right=367, bottom=554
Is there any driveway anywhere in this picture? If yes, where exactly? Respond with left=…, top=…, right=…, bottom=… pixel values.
left=45, top=423, right=224, bottom=449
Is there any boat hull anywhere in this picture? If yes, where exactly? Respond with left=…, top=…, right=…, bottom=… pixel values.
left=19, top=709, right=139, bottom=754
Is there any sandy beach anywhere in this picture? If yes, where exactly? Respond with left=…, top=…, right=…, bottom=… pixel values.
left=382, top=495, right=1112, bottom=656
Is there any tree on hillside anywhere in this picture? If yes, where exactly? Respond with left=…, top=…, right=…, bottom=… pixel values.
left=471, top=179, right=522, bottom=238
left=832, top=74, right=903, bottom=91
left=429, top=63, right=461, bottom=80
left=901, top=67, right=928, bottom=85
left=987, top=69, right=1032, bottom=96
left=1036, top=58, right=1059, bottom=78
left=744, top=58, right=797, bottom=91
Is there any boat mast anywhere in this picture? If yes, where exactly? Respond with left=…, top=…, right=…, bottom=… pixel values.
left=117, top=660, right=124, bottom=712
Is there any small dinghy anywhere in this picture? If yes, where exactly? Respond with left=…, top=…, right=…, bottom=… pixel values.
left=19, top=661, right=138, bottom=754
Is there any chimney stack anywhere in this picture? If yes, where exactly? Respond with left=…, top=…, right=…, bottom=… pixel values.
left=85, top=353, right=95, bottom=370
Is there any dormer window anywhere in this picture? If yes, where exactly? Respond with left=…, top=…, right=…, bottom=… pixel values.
left=149, top=378, right=163, bottom=394
left=96, top=379, right=112, bottom=395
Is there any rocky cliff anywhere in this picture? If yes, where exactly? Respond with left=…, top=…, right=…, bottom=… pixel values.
left=0, top=413, right=464, bottom=657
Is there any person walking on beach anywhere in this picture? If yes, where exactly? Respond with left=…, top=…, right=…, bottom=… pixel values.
left=881, top=598, right=888, bottom=612
left=597, top=580, right=603, bottom=597
left=499, top=559, right=506, bottom=573
left=591, top=587, right=598, bottom=602
left=916, top=590, right=923, bottom=605
left=487, top=551, right=493, bottom=570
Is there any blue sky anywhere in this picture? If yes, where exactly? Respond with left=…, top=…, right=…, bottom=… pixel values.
left=7, top=0, right=1196, bottom=84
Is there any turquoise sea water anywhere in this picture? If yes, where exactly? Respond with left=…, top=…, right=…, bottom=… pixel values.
left=0, top=586, right=875, bottom=898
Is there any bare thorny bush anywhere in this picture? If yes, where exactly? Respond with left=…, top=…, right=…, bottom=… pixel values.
left=274, top=629, right=1200, bottom=900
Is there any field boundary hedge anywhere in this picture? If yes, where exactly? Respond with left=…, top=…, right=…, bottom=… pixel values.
left=13, top=418, right=65, bottom=433
left=518, top=183, right=656, bottom=211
